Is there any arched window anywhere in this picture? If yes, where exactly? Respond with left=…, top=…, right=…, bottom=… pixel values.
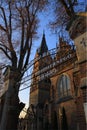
left=58, top=74, right=71, bottom=99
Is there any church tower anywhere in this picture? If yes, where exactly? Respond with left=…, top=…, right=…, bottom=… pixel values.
left=29, top=33, right=51, bottom=106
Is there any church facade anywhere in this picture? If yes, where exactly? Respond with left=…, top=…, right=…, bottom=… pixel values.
left=18, top=14, right=87, bottom=130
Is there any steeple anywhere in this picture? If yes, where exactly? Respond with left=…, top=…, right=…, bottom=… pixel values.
left=37, top=32, right=48, bottom=55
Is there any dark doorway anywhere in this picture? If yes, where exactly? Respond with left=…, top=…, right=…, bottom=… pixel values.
left=61, top=107, right=68, bottom=130
left=53, top=111, right=58, bottom=130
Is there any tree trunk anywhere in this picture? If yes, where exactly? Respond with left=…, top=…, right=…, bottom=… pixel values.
left=0, top=70, right=25, bottom=130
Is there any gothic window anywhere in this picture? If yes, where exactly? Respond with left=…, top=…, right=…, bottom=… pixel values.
left=58, top=74, right=71, bottom=99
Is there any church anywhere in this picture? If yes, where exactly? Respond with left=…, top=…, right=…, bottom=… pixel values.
left=18, top=13, right=87, bottom=130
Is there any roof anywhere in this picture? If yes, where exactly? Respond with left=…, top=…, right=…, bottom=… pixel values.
left=37, top=33, right=48, bottom=55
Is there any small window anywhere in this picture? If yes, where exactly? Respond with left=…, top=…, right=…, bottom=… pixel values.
left=58, top=74, right=71, bottom=99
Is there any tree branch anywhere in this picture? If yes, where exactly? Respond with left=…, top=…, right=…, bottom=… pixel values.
left=59, top=0, right=75, bottom=17
left=0, top=24, right=6, bottom=32
left=23, top=37, right=32, bottom=70
left=8, top=1, right=12, bottom=41
left=0, top=47, right=11, bottom=60
left=0, top=43, right=10, bottom=52
left=0, top=6, right=8, bottom=31
left=0, top=6, right=15, bottom=52
left=15, top=4, right=25, bottom=70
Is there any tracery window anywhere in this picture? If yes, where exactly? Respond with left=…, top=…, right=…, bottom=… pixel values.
left=58, top=74, right=71, bottom=99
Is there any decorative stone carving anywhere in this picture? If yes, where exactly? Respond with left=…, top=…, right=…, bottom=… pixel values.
left=68, top=13, right=87, bottom=63
left=68, top=15, right=86, bottom=39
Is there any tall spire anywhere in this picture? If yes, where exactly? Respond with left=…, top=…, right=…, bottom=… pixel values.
left=37, top=32, right=48, bottom=55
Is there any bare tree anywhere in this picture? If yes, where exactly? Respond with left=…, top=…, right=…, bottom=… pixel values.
left=0, top=0, right=48, bottom=130
left=49, top=0, right=81, bottom=32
